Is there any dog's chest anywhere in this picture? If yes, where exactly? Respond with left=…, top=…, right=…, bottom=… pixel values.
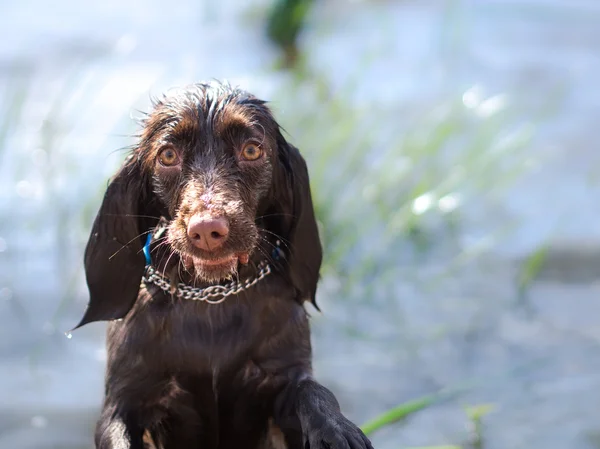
left=125, top=294, right=272, bottom=372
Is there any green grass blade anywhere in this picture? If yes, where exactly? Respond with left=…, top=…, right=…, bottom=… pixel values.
left=360, top=380, right=476, bottom=437
left=360, top=394, right=441, bottom=436
left=517, top=244, right=549, bottom=291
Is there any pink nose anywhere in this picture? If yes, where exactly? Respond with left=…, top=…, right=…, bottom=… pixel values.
left=186, top=214, right=230, bottom=251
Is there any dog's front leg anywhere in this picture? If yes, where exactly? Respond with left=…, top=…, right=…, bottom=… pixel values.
left=275, top=378, right=373, bottom=449
left=95, top=404, right=145, bottom=449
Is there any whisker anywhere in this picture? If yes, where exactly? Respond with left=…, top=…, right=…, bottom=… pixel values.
left=259, top=231, right=292, bottom=254
left=149, top=235, right=168, bottom=245
left=258, top=228, right=292, bottom=246
left=177, top=257, right=187, bottom=282
left=255, top=244, right=276, bottom=267
left=135, top=236, right=168, bottom=257
left=149, top=237, right=170, bottom=254
left=162, top=250, right=177, bottom=280
left=138, top=237, right=164, bottom=254
left=255, top=122, right=267, bottom=148
left=254, top=212, right=295, bottom=220
left=258, top=246, right=281, bottom=266
left=108, top=145, right=136, bottom=157
left=109, top=230, right=153, bottom=260
left=104, top=214, right=162, bottom=220
left=230, top=264, right=240, bottom=283
left=156, top=244, right=172, bottom=275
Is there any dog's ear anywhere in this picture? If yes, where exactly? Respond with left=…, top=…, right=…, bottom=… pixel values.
left=74, top=157, right=156, bottom=329
left=272, top=132, right=323, bottom=307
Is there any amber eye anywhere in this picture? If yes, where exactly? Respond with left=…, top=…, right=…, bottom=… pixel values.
left=157, top=147, right=180, bottom=166
left=240, top=143, right=263, bottom=161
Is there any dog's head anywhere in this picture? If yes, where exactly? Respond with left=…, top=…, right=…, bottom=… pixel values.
left=76, top=81, right=322, bottom=327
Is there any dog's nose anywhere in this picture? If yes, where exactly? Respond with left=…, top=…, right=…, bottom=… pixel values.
left=187, top=214, right=230, bottom=251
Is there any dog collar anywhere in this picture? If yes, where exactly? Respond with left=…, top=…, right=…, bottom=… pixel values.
left=141, top=222, right=278, bottom=304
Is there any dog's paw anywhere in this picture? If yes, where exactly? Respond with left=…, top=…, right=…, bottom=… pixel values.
left=303, top=413, right=373, bottom=449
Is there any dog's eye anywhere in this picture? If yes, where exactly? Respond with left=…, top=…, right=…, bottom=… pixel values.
left=240, top=143, right=263, bottom=162
left=158, top=147, right=180, bottom=167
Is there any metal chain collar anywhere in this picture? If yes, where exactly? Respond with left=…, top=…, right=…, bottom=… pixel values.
left=142, top=261, right=272, bottom=305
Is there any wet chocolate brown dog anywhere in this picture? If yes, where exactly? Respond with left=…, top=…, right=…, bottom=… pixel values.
left=77, top=81, right=373, bottom=449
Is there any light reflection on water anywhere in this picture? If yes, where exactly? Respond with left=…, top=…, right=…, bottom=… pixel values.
left=1, top=1, right=600, bottom=448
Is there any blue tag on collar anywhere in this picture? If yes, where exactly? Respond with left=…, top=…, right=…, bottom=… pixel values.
left=143, top=222, right=168, bottom=267
left=143, top=232, right=153, bottom=266
left=271, top=240, right=283, bottom=261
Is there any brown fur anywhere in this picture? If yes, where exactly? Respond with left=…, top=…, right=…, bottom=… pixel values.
left=76, top=81, right=373, bottom=449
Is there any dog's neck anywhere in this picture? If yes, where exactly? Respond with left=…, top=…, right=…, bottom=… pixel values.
left=142, top=221, right=282, bottom=296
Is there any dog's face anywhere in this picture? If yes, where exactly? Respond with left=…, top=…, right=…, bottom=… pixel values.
left=75, top=82, right=323, bottom=328
left=140, top=86, right=276, bottom=281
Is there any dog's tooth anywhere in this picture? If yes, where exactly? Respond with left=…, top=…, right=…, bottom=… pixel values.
left=183, top=255, right=194, bottom=269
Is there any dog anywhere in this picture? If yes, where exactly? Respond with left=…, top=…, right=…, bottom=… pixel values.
left=75, top=81, right=373, bottom=449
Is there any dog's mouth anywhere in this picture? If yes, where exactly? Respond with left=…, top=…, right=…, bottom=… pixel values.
left=180, top=252, right=250, bottom=282
left=164, top=216, right=259, bottom=283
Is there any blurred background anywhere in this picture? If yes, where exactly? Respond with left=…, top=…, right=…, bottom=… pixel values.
left=1, top=0, right=599, bottom=448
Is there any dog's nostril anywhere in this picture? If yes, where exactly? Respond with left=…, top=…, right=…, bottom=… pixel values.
left=186, top=215, right=230, bottom=251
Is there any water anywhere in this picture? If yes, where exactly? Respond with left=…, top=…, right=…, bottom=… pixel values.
left=1, top=0, right=599, bottom=448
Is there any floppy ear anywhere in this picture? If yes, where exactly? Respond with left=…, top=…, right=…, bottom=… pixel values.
left=74, top=157, right=156, bottom=329
left=273, top=132, right=323, bottom=307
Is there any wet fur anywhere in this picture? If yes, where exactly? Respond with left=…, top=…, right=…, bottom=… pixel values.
left=77, top=81, right=373, bottom=449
